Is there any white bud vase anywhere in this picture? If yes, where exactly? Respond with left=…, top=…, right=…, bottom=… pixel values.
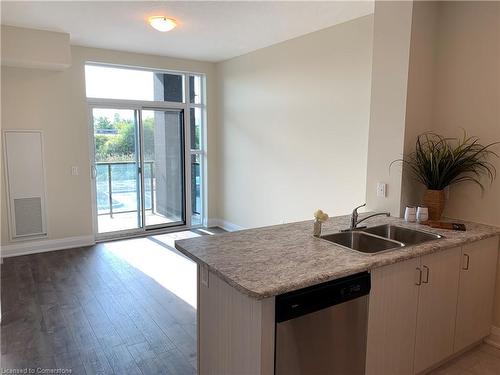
left=313, top=220, right=322, bottom=237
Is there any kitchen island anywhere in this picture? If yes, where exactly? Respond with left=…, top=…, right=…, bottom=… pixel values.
left=175, top=214, right=500, bottom=375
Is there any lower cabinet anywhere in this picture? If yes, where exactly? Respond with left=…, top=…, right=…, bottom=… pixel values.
left=366, top=258, right=420, bottom=375
left=454, top=237, right=499, bottom=353
left=413, top=247, right=461, bottom=374
left=366, top=237, right=499, bottom=375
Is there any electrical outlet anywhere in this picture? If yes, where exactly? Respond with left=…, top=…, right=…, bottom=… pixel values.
left=377, top=182, right=387, bottom=198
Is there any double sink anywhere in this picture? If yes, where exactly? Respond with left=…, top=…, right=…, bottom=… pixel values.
left=321, top=224, right=443, bottom=255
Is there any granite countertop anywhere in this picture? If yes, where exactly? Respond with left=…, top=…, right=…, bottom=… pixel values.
left=174, top=215, right=500, bottom=300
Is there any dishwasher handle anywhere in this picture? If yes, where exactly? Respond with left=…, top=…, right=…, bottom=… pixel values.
left=275, top=272, right=370, bottom=323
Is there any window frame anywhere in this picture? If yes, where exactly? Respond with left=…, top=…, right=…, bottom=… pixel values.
left=188, top=74, right=206, bottom=225
left=85, top=62, right=207, bottom=237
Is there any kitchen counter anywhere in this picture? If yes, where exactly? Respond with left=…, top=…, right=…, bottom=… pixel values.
left=175, top=215, right=500, bottom=300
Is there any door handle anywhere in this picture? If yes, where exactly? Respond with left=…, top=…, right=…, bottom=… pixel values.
left=422, top=265, right=430, bottom=284
left=416, top=267, right=422, bottom=286
left=462, top=254, right=470, bottom=270
left=91, top=165, right=97, bottom=179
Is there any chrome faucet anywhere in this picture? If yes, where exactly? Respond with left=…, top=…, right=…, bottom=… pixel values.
left=345, top=203, right=390, bottom=231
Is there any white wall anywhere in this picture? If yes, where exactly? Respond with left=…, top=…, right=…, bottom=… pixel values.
left=429, top=1, right=500, bottom=326
left=1, top=43, right=217, bottom=247
left=400, top=0, right=439, bottom=212
left=365, top=0, right=413, bottom=217
left=215, top=15, right=374, bottom=228
left=401, top=1, right=500, bottom=327
left=1, top=25, right=71, bottom=70
left=433, top=1, right=500, bottom=227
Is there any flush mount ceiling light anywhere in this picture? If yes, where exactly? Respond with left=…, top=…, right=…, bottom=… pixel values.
left=149, top=16, right=177, bottom=32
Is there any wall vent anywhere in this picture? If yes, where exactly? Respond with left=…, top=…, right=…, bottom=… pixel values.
left=14, top=197, right=44, bottom=236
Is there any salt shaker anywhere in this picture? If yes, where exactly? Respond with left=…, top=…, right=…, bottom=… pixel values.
left=417, top=207, right=429, bottom=223
left=404, top=206, right=417, bottom=222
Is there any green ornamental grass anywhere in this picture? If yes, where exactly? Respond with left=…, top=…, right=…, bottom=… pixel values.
left=393, top=132, right=499, bottom=192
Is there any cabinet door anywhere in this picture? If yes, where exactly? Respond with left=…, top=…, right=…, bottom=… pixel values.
left=366, top=258, right=420, bottom=375
left=414, top=247, right=461, bottom=374
left=454, top=236, right=499, bottom=352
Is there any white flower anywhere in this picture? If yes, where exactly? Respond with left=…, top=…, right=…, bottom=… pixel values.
left=314, top=209, right=329, bottom=222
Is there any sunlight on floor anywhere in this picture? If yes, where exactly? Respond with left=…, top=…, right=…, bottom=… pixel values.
left=152, top=230, right=203, bottom=249
left=197, top=228, right=217, bottom=235
left=104, top=235, right=200, bottom=308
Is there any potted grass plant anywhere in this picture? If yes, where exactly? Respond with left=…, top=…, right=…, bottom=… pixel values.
left=393, top=132, right=499, bottom=220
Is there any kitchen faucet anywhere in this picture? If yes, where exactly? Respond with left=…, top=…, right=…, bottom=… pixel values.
left=345, top=203, right=391, bottom=231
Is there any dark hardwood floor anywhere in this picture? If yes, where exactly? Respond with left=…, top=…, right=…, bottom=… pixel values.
left=1, top=227, right=226, bottom=374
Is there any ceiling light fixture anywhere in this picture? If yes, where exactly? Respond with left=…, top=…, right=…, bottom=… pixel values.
left=149, top=16, right=177, bottom=32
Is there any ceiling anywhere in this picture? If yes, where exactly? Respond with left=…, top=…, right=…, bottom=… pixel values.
left=1, top=1, right=374, bottom=62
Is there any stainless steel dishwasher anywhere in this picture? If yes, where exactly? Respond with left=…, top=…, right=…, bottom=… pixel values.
left=275, top=272, right=371, bottom=375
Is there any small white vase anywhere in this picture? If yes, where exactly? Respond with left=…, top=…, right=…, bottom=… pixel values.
left=313, top=220, right=322, bottom=237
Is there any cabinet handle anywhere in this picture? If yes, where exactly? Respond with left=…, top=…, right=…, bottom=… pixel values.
left=463, top=253, right=470, bottom=270
left=416, top=267, right=422, bottom=286
left=422, top=265, right=430, bottom=284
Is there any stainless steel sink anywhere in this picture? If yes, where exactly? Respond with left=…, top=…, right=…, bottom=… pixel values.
left=321, top=231, right=405, bottom=254
left=362, top=224, right=442, bottom=245
left=320, top=224, right=443, bottom=255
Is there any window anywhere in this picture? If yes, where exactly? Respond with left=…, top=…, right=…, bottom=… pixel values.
left=188, top=75, right=205, bottom=226
left=85, top=64, right=206, bottom=230
left=189, top=75, right=202, bottom=104
left=85, top=65, right=184, bottom=102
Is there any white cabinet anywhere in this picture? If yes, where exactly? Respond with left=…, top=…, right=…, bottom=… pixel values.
left=366, top=258, right=420, bottom=375
left=454, top=237, right=499, bottom=352
left=413, top=247, right=461, bottom=374
left=366, top=237, right=499, bottom=375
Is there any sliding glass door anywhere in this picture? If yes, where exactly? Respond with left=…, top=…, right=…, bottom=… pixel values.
left=141, top=109, right=185, bottom=229
left=91, top=107, right=185, bottom=236
left=92, top=108, right=141, bottom=233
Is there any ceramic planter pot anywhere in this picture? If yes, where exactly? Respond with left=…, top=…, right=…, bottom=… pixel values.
left=423, top=189, right=446, bottom=221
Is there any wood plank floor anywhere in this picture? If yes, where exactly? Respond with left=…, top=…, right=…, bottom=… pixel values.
left=1, top=227, right=225, bottom=375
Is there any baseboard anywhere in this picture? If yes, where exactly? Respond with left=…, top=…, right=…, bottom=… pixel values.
left=207, top=218, right=245, bottom=232
left=1, top=235, right=96, bottom=258
left=485, top=326, right=500, bottom=349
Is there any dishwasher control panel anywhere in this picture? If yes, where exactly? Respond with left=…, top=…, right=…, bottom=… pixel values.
left=275, top=271, right=371, bottom=323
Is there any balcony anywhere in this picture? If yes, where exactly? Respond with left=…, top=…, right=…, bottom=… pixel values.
left=96, top=161, right=201, bottom=233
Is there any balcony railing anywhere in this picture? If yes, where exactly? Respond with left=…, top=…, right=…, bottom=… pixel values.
left=95, top=160, right=201, bottom=218
left=96, top=161, right=154, bottom=218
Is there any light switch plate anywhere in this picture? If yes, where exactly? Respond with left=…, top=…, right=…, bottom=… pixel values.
left=71, top=166, right=79, bottom=176
left=377, top=182, right=387, bottom=197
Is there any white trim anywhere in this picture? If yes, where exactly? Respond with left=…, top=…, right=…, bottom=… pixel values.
left=85, top=61, right=206, bottom=77
left=1, top=235, right=95, bottom=258
left=207, top=218, right=245, bottom=232
left=87, top=98, right=186, bottom=110
left=87, top=105, right=98, bottom=237
left=485, top=326, right=500, bottom=349
left=199, top=74, right=208, bottom=228
left=207, top=218, right=218, bottom=227
left=184, top=75, right=193, bottom=228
